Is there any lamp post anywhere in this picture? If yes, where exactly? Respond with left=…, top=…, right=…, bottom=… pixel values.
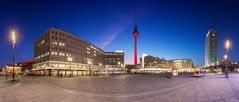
left=67, top=57, right=73, bottom=77
left=224, top=40, right=231, bottom=78
left=11, top=31, right=16, bottom=81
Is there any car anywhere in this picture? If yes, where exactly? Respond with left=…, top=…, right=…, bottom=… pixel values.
left=193, top=70, right=205, bottom=77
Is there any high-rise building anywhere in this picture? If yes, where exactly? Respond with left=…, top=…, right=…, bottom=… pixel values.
left=205, top=28, right=217, bottom=66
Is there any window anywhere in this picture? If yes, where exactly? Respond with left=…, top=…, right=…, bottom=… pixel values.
left=66, top=53, right=71, bottom=57
left=40, top=40, right=45, bottom=45
left=41, top=54, right=45, bottom=58
left=59, top=52, right=65, bottom=56
left=51, top=52, right=58, bottom=55
left=51, top=42, right=58, bottom=45
left=87, top=51, right=90, bottom=54
left=59, top=64, right=65, bottom=67
left=59, top=42, right=65, bottom=46
left=45, top=52, right=50, bottom=56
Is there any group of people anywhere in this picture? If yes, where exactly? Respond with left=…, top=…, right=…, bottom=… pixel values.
left=57, top=73, right=72, bottom=78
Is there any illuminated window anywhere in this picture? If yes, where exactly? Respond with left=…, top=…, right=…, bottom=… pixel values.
left=45, top=52, right=50, bottom=56
left=51, top=42, right=58, bottom=45
left=59, top=64, right=65, bottom=67
left=59, top=42, right=65, bottom=46
left=40, top=40, right=45, bottom=45
left=87, top=51, right=90, bottom=54
left=41, top=54, right=45, bottom=58
left=51, top=52, right=58, bottom=55
left=66, top=53, right=71, bottom=57
left=59, top=52, right=65, bottom=56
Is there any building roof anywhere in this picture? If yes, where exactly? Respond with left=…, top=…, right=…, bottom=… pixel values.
left=18, top=59, right=34, bottom=64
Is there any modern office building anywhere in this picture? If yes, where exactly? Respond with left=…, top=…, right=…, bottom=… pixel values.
left=104, top=51, right=125, bottom=74
left=33, top=28, right=123, bottom=76
left=205, top=28, right=217, bottom=66
left=140, top=55, right=168, bottom=68
left=104, top=51, right=124, bottom=68
left=168, top=59, right=193, bottom=76
left=139, top=54, right=193, bottom=74
left=168, top=59, right=193, bottom=72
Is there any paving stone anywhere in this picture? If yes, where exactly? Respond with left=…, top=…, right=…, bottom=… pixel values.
left=0, top=74, right=239, bottom=102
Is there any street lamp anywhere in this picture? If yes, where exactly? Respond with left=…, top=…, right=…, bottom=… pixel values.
left=224, top=40, right=231, bottom=78
left=67, top=57, right=73, bottom=77
left=11, top=31, right=16, bottom=81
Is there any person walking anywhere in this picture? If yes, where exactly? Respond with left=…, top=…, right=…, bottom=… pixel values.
left=5, top=74, right=8, bottom=80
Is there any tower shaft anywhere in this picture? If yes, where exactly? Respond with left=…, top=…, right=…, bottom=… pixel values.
left=134, top=36, right=138, bottom=65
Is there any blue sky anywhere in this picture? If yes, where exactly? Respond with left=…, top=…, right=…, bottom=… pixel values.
left=1, top=0, right=239, bottom=67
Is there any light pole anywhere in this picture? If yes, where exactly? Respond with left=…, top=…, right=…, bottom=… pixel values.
left=67, top=57, right=73, bottom=77
left=11, top=31, right=16, bottom=81
left=224, top=40, right=231, bottom=78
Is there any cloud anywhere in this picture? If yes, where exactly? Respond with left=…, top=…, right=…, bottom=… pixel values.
left=98, top=19, right=130, bottom=49
left=99, top=26, right=125, bottom=49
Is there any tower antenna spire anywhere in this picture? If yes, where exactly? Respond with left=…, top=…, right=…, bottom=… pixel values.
left=134, top=4, right=137, bottom=26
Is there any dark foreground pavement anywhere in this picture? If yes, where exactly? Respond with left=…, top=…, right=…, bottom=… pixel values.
left=0, top=74, right=239, bottom=102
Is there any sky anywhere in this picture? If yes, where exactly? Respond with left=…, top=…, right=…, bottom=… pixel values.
left=1, top=0, right=239, bottom=67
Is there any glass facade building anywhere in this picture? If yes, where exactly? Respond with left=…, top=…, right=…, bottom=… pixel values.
left=205, top=28, right=217, bottom=66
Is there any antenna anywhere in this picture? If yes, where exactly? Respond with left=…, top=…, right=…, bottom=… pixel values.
left=133, top=1, right=137, bottom=26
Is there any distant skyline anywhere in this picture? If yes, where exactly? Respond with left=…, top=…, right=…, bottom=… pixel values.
left=1, top=0, right=239, bottom=67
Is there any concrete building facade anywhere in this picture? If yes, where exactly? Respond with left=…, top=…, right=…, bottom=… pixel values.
left=104, top=51, right=124, bottom=68
left=140, top=55, right=168, bottom=68
left=33, top=28, right=124, bottom=76
left=168, top=59, right=193, bottom=72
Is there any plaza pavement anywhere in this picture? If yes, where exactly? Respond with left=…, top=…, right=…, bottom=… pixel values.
left=0, top=74, right=239, bottom=102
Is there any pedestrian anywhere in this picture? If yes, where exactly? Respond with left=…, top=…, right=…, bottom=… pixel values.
left=60, top=73, right=63, bottom=78
left=5, top=74, right=8, bottom=80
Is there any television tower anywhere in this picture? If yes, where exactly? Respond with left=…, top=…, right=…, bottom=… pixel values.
left=133, top=17, right=139, bottom=65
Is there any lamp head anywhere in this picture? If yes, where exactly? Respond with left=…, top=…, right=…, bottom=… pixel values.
left=11, top=31, right=16, bottom=43
left=225, top=40, right=231, bottom=49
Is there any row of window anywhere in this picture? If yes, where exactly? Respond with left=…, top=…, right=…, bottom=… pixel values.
left=35, top=52, right=72, bottom=60
left=105, top=58, right=121, bottom=60
left=50, top=31, right=104, bottom=54
left=51, top=32, right=88, bottom=46
left=104, top=53, right=124, bottom=55
left=51, top=41, right=65, bottom=46
left=35, top=52, right=50, bottom=60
